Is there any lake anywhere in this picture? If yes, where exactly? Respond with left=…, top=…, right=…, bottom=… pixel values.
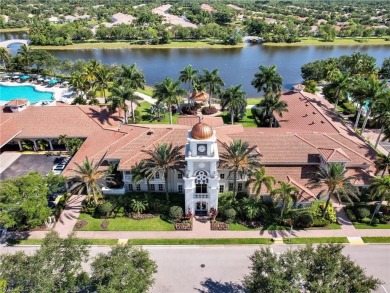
left=1, top=32, right=389, bottom=97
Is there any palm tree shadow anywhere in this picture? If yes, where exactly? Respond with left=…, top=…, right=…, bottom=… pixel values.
left=86, top=107, right=122, bottom=127
left=194, top=278, right=246, bottom=293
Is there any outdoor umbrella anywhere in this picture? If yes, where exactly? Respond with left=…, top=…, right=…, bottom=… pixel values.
left=49, top=79, right=58, bottom=85
left=12, top=75, right=19, bottom=79
left=20, top=75, right=30, bottom=80
left=37, top=78, right=44, bottom=81
left=44, top=79, right=50, bottom=83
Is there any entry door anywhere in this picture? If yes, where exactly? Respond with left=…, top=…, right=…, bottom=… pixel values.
left=195, top=201, right=207, bottom=216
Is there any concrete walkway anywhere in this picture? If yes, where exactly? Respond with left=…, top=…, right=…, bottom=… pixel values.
left=54, top=195, right=85, bottom=237
left=0, top=152, right=21, bottom=175
left=135, top=91, right=157, bottom=105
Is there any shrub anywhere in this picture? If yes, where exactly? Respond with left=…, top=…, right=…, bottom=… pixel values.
left=357, top=207, right=370, bottom=219
left=361, top=217, right=371, bottom=224
left=169, top=206, right=183, bottom=219
left=313, top=218, right=330, bottom=227
left=342, top=102, right=357, bottom=115
left=372, top=218, right=380, bottom=225
left=294, top=213, right=314, bottom=228
left=345, top=208, right=357, bottom=222
left=100, top=219, right=109, bottom=229
left=224, top=208, right=236, bottom=220
left=97, top=202, right=114, bottom=218
left=181, top=104, right=197, bottom=115
left=201, top=106, right=218, bottom=115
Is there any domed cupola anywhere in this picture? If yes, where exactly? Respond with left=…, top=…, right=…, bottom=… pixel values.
left=191, top=122, right=213, bottom=140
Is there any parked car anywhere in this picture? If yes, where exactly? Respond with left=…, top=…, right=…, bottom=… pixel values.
left=52, top=164, right=66, bottom=175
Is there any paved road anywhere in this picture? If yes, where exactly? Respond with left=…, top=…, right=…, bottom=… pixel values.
left=1, top=245, right=389, bottom=293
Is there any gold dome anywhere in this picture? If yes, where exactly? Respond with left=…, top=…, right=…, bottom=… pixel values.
left=191, top=122, right=213, bottom=140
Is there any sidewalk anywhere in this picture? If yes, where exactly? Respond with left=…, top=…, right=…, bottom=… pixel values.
left=54, top=195, right=85, bottom=237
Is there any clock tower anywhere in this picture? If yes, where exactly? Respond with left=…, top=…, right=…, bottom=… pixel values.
left=184, top=122, right=220, bottom=215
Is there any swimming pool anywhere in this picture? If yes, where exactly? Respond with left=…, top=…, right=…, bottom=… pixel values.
left=0, top=85, right=54, bottom=103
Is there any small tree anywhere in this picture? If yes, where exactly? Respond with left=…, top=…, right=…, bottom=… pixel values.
left=169, top=206, right=183, bottom=220
left=130, top=199, right=148, bottom=217
left=244, top=244, right=382, bottom=293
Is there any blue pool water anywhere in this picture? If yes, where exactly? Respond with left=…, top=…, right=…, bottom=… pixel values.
left=0, top=85, right=54, bottom=103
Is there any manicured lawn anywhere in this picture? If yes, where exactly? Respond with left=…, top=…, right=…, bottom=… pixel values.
left=362, top=237, right=390, bottom=243
left=229, top=223, right=258, bottom=231
left=283, top=237, right=349, bottom=244
left=246, top=98, right=262, bottom=105
left=137, top=101, right=179, bottom=124
left=217, top=108, right=258, bottom=128
left=307, top=223, right=342, bottom=230
left=137, top=86, right=155, bottom=97
left=76, top=213, right=174, bottom=231
left=353, top=222, right=390, bottom=229
left=128, top=238, right=273, bottom=245
left=7, top=239, right=44, bottom=245
left=6, top=238, right=119, bottom=245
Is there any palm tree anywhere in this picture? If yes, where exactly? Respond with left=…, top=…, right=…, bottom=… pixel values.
left=271, top=181, right=299, bottom=219
left=257, top=93, right=288, bottom=127
left=251, top=65, right=283, bottom=97
left=219, top=139, right=261, bottom=201
left=349, top=76, right=369, bottom=131
left=371, top=92, right=390, bottom=149
left=130, top=199, right=148, bottom=217
left=17, top=44, right=32, bottom=72
left=119, top=64, right=145, bottom=90
left=140, top=143, right=184, bottom=201
left=360, top=77, right=389, bottom=135
left=108, top=84, right=142, bottom=123
left=94, top=66, right=114, bottom=102
left=326, top=70, right=350, bottom=112
left=374, top=153, right=390, bottom=177
left=248, top=166, right=276, bottom=201
left=68, top=157, right=106, bottom=206
left=199, top=68, right=225, bottom=108
left=70, top=71, right=88, bottom=97
left=153, top=78, right=186, bottom=124
left=179, top=65, right=199, bottom=104
left=369, top=176, right=390, bottom=207
left=307, top=163, right=359, bottom=217
left=0, top=47, right=10, bottom=69
left=219, top=85, right=248, bottom=125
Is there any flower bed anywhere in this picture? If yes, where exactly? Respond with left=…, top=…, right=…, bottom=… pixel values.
left=128, top=213, right=159, bottom=220
left=75, top=220, right=88, bottom=229
left=210, top=221, right=230, bottom=230
left=174, top=221, right=192, bottom=230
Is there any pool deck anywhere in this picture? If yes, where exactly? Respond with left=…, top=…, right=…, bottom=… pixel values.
left=0, top=81, right=75, bottom=105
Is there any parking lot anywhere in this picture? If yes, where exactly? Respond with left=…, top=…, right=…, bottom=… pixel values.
left=0, top=154, right=66, bottom=180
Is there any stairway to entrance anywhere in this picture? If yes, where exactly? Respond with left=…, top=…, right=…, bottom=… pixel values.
left=192, top=216, right=210, bottom=232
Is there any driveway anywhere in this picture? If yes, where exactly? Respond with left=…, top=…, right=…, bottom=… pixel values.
left=0, top=154, right=64, bottom=180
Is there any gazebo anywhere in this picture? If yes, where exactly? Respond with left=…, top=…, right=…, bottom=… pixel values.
left=189, top=91, right=209, bottom=103
left=5, top=99, right=30, bottom=112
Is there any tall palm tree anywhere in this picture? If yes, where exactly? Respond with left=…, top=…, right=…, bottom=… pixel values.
left=326, top=70, right=350, bottom=112
left=307, top=163, right=359, bottom=217
left=68, top=157, right=106, bottom=206
left=360, top=77, right=389, bottom=135
left=153, top=78, right=186, bottom=124
left=70, top=71, right=88, bottom=97
left=119, top=64, right=145, bottom=90
left=271, top=181, right=299, bottom=219
left=199, top=68, right=225, bottom=108
left=0, top=47, right=11, bottom=69
left=257, top=93, right=288, bottom=127
left=219, top=85, right=247, bottom=125
left=251, top=65, right=283, bottom=97
left=179, top=65, right=199, bottom=104
left=17, top=44, right=33, bottom=72
left=349, top=76, right=369, bottom=131
left=94, top=66, right=114, bottom=102
left=140, top=143, right=184, bottom=201
left=371, top=92, right=390, bottom=149
left=108, top=84, right=142, bottom=123
left=374, top=153, right=390, bottom=177
left=219, top=139, right=261, bottom=201
left=248, top=166, right=276, bottom=201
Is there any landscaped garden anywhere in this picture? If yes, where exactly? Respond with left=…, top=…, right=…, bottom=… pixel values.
left=345, top=203, right=390, bottom=229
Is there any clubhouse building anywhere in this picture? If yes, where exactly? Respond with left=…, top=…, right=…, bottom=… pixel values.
left=0, top=91, right=376, bottom=215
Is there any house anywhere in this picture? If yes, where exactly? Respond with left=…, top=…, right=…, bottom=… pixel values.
left=0, top=91, right=376, bottom=215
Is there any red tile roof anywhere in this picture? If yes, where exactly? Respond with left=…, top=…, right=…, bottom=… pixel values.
left=317, top=148, right=351, bottom=162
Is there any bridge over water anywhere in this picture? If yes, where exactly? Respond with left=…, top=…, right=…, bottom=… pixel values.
left=0, top=39, right=29, bottom=48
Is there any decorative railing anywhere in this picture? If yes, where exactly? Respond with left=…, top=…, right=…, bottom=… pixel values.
left=194, top=194, right=209, bottom=199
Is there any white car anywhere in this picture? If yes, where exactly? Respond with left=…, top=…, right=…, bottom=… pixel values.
left=52, top=164, right=66, bottom=175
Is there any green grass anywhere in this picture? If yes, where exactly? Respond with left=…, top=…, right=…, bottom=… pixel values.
left=76, top=213, right=174, bottom=231
left=0, top=28, right=29, bottom=32
left=264, top=37, right=390, bottom=47
left=283, top=237, right=349, bottom=244
left=353, top=222, right=390, bottom=229
left=246, top=98, right=262, bottom=105
left=127, top=238, right=273, bottom=245
left=229, top=223, right=258, bottom=231
left=326, top=223, right=342, bottom=229
left=7, top=239, right=44, bottom=245
left=6, top=238, right=118, bottom=245
left=362, top=237, right=390, bottom=243
left=137, top=86, right=154, bottom=97
left=217, top=108, right=258, bottom=128
left=137, top=101, right=179, bottom=124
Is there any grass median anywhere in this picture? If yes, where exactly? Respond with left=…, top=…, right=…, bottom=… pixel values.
left=127, top=238, right=273, bottom=245
left=362, top=237, right=390, bottom=243
left=6, top=238, right=118, bottom=245
left=283, top=237, right=349, bottom=244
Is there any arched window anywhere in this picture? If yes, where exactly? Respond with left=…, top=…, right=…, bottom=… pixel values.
left=195, top=170, right=208, bottom=193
